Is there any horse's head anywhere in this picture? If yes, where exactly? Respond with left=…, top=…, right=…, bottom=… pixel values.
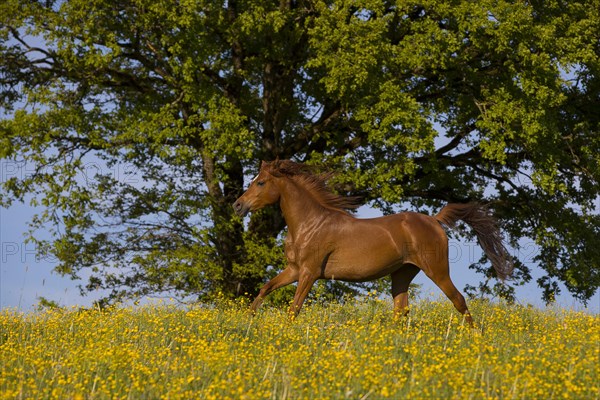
left=233, top=160, right=281, bottom=217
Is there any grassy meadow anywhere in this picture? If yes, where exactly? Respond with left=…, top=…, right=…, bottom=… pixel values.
left=0, top=296, right=598, bottom=399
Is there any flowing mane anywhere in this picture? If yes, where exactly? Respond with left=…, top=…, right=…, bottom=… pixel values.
left=264, top=160, right=360, bottom=214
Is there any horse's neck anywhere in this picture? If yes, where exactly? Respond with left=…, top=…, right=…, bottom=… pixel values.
left=278, top=179, right=329, bottom=238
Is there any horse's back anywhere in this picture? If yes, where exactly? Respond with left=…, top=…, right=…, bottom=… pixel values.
left=360, top=210, right=444, bottom=235
left=319, top=210, right=448, bottom=281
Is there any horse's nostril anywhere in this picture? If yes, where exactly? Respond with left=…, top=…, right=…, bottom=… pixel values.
left=232, top=200, right=247, bottom=217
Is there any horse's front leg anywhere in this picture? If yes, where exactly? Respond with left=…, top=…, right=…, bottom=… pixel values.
left=250, top=267, right=298, bottom=314
left=288, top=270, right=318, bottom=318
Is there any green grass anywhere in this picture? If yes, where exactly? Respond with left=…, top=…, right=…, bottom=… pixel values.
left=1, top=297, right=598, bottom=399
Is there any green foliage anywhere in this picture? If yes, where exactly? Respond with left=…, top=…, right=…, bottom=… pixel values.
left=1, top=0, right=599, bottom=305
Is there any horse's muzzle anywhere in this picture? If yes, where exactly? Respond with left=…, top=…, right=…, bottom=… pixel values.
left=232, top=200, right=250, bottom=217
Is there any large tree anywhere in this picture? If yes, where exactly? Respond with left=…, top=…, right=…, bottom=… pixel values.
left=1, top=0, right=598, bottom=305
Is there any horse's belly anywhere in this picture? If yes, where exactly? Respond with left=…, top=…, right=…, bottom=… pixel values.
left=321, top=238, right=406, bottom=281
left=322, top=261, right=402, bottom=282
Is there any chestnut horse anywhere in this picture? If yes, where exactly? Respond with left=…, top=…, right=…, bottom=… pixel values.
left=233, top=160, right=513, bottom=324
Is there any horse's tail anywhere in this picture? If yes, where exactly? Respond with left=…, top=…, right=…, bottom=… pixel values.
left=435, top=203, right=514, bottom=280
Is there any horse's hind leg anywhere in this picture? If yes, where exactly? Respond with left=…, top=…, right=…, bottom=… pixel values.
left=391, top=264, right=421, bottom=318
left=428, top=273, right=474, bottom=326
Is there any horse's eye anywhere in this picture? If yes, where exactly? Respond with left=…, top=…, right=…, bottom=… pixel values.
left=257, top=181, right=265, bottom=187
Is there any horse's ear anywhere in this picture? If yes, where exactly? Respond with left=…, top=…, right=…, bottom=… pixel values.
left=260, top=160, right=269, bottom=169
left=266, top=157, right=285, bottom=177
